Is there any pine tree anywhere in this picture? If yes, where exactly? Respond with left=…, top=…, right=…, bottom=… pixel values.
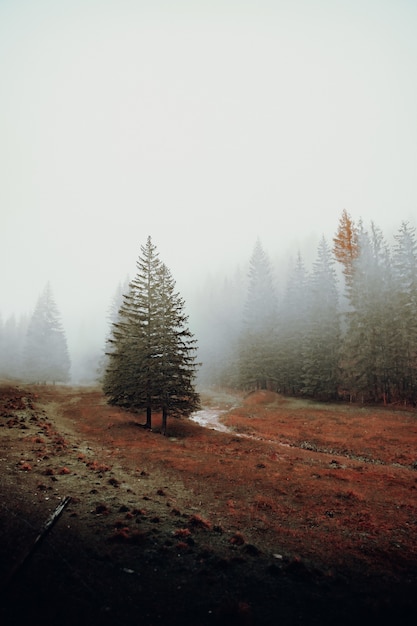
left=277, top=252, right=309, bottom=395
left=0, top=315, right=19, bottom=378
left=237, top=239, right=277, bottom=390
left=103, top=238, right=164, bottom=427
left=341, top=223, right=394, bottom=402
left=156, top=264, right=200, bottom=434
left=98, top=276, right=130, bottom=381
left=302, top=237, right=340, bottom=399
left=24, top=284, right=71, bottom=383
left=191, top=268, right=245, bottom=387
left=391, top=222, right=417, bottom=402
left=103, top=237, right=200, bottom=434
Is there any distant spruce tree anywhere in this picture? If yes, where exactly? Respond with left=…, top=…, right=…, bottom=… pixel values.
left=0, top=315, right=22, bottom=379
left=391, top=222, right=417, bottom=403
left=190, top=268, right=246, bottom=387
left=277, top=252, right=309, bottom=395
left=341, top=223, right=394, bottom=403
left=97, top=276, right=130, bottom=381
left=24, top=283, right=71, bottom=383
left=302, top=237, right=341, bottom=399
left=237, top=239, right=277, bottom=390
left=103, top=236, right=200, bottom=434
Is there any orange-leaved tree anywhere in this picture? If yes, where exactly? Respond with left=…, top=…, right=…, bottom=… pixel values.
left=332, top=209, right=359, bottom=286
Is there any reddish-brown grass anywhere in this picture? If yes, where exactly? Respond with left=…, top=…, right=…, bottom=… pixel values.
left=11, top=384, right=417, bottom=578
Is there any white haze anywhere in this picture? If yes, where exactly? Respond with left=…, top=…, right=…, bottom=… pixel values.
left=1, top=0, right=417, bottom=380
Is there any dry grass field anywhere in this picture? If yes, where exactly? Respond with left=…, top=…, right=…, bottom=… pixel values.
left=1, top=382, right=417, bottom=625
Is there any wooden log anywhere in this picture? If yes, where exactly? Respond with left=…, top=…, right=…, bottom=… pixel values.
left=6, top=496, right=71, bottom=586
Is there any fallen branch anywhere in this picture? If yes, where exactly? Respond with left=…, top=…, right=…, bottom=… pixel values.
left=6, top=496, right=71, bottom=586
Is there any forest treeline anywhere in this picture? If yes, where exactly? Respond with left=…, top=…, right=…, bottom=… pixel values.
left=1, top=211, right=417, bottom=407
left=0, top=283, right=71, bottom=384
left=194, top=211, right=417, bottom=406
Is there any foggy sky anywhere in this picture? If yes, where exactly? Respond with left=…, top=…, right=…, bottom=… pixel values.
left=1, top=0, right=417, bottom=367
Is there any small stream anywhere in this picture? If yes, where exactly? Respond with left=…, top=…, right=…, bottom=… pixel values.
left=189, top=408, right=231, bottom=433
left=190, top=406, right=292, bottom=450
left=191, top=405, right=397, bottom=466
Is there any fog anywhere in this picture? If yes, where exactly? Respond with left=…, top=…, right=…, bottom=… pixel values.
left=1, top=0, right=417, bottom=382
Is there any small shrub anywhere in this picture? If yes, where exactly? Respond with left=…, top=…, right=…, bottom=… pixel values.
left=19, top=462, right=32, bottom=471
left=87, top=460, right=111, bottom=472
left=132, top=508, right=147, bottom=516
left=108, top=527, right=130, bottom=542
left=114, top=519, right=126, bottom=529
left=94, top=503, right=110, bottom=515
left=188, top=514, right=211, bottom=530
left=229, top=532, right=245, bottom=545
left=173, top=528, right=191, bottom=538
left=253, top=494, right=274, bottom=510
left=129, top=530, right=147, bottom=544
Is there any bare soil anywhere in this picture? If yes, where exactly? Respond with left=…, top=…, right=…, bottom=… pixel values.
left=1, top=382, right=417, bottom=625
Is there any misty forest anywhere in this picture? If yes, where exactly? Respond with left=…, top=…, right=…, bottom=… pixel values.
left=1, top=211, right=417, bottom=412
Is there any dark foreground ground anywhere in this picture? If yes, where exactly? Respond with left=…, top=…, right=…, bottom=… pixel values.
left=1, top=383, right=417, bottom=625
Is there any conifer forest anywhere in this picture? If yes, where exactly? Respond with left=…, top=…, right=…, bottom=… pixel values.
left=1, top=211, right=417, bottom=408
left=194, top=211, right=417, bottom=406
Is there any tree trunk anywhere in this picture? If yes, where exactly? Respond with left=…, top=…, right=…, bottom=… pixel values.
left=6, top=496, right=71, bottom=586
left=145, top=405, right=152, bottom=429
left=162, top=406, right=168, bottom=436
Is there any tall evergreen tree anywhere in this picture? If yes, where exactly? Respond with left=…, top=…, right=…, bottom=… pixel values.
left=98, top=276, right=131, bottom=380
left=0, top=315, right=18, bottom=378
left=391, top=222, right=417, bottom=402
left=104, top=238, right=165, bottom=427
left=237, top=239, right=277, bottom=389
left=302, top=237, right=340, bottom=399
left=341, top=224, right=394, bottom=402
left=24, top=284, right=71, bottom=383
left=156, top=264, right=200, bottom=433
left=192, top=268, right=246, bottom=387
left=277, top=252, right=309, bottom=395
left=0, top=314, right=29, bottom=380
left=103, top=237, right=200, bottom=434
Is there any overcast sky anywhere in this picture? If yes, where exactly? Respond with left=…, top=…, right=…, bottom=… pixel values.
left=1, top=0, right=417, bottom=357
